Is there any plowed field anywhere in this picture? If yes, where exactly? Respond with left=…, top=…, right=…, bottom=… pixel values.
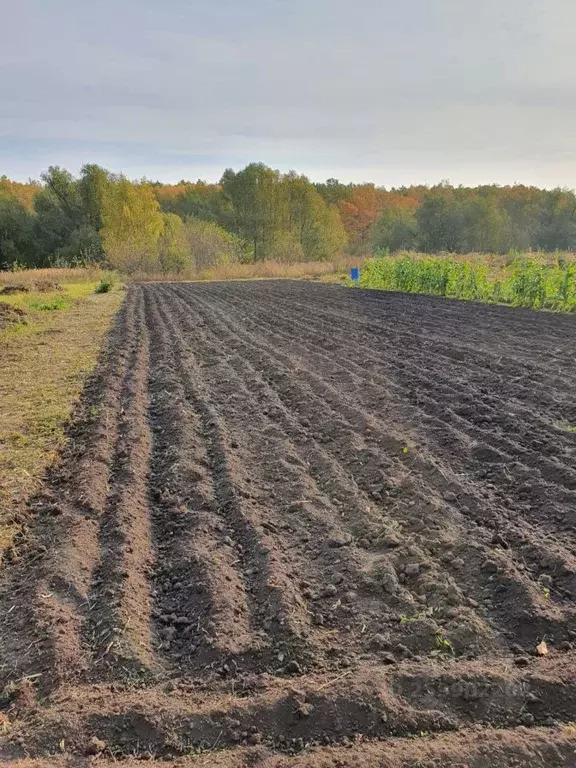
left=2, top=281, right=576, bottom=766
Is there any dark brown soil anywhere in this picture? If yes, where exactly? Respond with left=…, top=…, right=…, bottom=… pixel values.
left=2, top=281, right=576, bottom=766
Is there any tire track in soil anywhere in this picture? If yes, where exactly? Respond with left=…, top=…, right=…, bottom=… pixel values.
left=3, top=281, right=576, bottom=765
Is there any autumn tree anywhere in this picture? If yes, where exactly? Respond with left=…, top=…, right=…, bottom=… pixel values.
left=101, top=178, right=164, bottom=272
left=282, top=172, right=347, bottom=260
left=5, top=164, right=576, bottom=269
left=183, top=218, right=248, bottom=271
left=155, top=181, right=232, bottom=227
left=338, top=185, right=388, bottom=253
left=158, top=213, right=190, bottom=272
left=0, top=177, right=41, bottom=212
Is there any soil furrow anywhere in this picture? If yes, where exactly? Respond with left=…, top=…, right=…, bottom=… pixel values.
left=215, top=286, right=576, bottom=489
left=144, top=288, right=254, bottom=666
left=0, top=289, right=143, bottom=688
left=8, top=655, right=576, bottom=759
left=172, top=284, right=573, bottom=637
left=166, top=286, right=574, bottom=652
left=246, top=287, right=576, bottom=442
left=160, top=287, right=409, bottom=664
left=204, top=286, right=576, bottom=562
left=147, top=287, right=312, bottom=667
left=83, top=287, right=156, bottom=678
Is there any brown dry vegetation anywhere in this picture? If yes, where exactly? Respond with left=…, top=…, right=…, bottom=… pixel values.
left=1, top=281, right=576, bottom=766
left=130, top=257, right=368, bottom=284
left=0, top=267, right=105, bottom=290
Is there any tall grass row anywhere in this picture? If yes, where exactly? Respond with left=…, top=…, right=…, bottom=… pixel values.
left=360, top=254, right=576, bottom=311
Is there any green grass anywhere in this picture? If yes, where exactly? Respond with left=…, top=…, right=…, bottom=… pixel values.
left=1, top=281, right=106, bottom=313
left=27, top=295, right=71, bottom=311
left=94, top=270, right=116, bottom=294
left=358, top=253, right=576, bottom=311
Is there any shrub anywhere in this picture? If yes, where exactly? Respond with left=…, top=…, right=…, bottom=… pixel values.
left=95, top=278, right=114, bottom=294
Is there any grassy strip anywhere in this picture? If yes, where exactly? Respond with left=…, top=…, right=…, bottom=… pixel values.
left=359, top=253, right=576, bottom=311
left=0, top=279, right=123, bottom=560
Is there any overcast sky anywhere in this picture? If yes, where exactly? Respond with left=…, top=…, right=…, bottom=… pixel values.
left=2, top=0, right=575, bottom=187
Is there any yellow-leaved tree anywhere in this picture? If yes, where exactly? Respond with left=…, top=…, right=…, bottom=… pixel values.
left=101, top=178, right=164, bottom=273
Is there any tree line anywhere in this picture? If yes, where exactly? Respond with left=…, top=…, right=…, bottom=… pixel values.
left=2, top=164, right=576, bottom=271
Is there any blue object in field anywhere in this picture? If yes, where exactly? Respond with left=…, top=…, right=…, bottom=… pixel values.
left=350, top=266, right=360, bottom=281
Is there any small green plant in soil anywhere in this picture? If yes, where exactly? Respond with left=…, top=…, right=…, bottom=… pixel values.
left=435, top=634, right=455, bottom=655
left=400, top=607, right=436, bottom=624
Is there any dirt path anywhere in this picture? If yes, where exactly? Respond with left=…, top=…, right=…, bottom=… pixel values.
left=1, top=281, right=576, bottom=765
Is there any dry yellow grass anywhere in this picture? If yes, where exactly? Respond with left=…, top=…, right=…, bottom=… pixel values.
left=130, top=257, right=368, bottom=284
left=0, top=280, right=123, bottom=560
left=0, top=265, right=105, bottom=289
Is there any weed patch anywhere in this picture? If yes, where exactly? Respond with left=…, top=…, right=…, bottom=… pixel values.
left=27, top=295, right=71, bottom=311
